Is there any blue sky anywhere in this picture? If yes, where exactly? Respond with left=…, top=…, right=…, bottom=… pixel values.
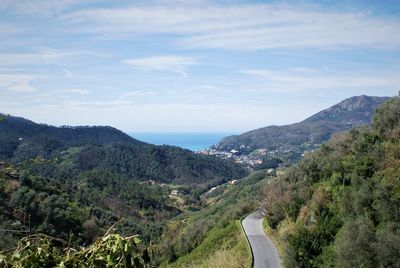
left=0, top=0, right=399, bottom=132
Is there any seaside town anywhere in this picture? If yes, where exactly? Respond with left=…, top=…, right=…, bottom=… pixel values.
left=197, top=145, right=283, bottom=167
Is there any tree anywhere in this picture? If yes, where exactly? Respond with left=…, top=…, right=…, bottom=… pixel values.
left=374, top=222, right=400, bottom=268
left=372, top=98, right=400, bottom=140
left=335, top=216, right=376, bottom=268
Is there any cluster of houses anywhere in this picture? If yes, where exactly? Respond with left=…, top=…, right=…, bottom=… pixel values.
left=198, top=147, right=266, bottom=167
left=141, top=180, right=183, bottom=197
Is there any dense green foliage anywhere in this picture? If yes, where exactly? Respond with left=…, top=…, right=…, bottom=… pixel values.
left=0, top=162, right=260, bottom=267
left=0, top=164, right=177, bottom=250
left=0, top=113, right=139, bottom=160
left=262, top=97, right=400, bottom=267
left=0, top=142, right=244, bottom=259
left=256, top=157, right=283, bottom=170
left=72, top=143, right=247, bottom=185
left=0, top=114, right=246, bottom=186
left=214, top=96, right=389, bottom=163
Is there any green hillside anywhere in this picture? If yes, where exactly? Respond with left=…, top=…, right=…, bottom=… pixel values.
left=212, top=95, right=389, bottom=164
left=0, top=114, right=140, bottom=159
left=0, top=114, right=247, bottom=186
left=261, top=97, right=400, bottom=267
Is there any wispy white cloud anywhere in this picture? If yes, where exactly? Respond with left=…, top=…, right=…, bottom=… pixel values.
left=242, top=68, right=400, bottom=92
left=0, top=0, right=89, bottom=16
left=0, top=52, right=62, bottom=66
left=200, top=84, right=220, bottom=90
left=62, top=68, right=73, bottom=78
left=120, top=90, right=156, bottom=98
left=63, top=88, right=90, bottom=95
left=123, top=56, right=197, bottom=71
left=7, top=79, right=37, bottom=92
left=0, top=48, right=98, bottom=66
left=0, top=22, right=26, bottom=36
left=62, top=3, right=400, bottom=50
left=0, top=74, right=38, bottom=92
left=1, top=1, right=399, bottom=131
left=124, top=55, right=197, bottom=84
left=61, top=99, right=133, bottom=108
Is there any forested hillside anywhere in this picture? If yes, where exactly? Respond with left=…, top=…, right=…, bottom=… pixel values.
left=261, top=97, right=400, bottom=267
left=0, top=163, right=178, bottom=248
left=71, top=143, right=247, bottom=185
left=0, top=114, right=246, bottom=185
left=212, top=95, right=389, bottom=163
left=0, top=113, right=140, bottom=159
left=0, top=114, right=247, bottom=267
left=0, top=153, right=254, bottom=267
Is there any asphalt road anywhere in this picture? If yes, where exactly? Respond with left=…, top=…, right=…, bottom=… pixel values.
left=242, top=211, right=282, bottom=268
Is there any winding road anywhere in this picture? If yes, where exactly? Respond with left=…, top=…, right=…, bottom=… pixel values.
left=242, top=211, right=282, bottom=268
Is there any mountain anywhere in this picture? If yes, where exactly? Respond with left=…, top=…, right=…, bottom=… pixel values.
left=0, top=113, right=247, bottom=185
left=210, top=95, right=390, bottom=164
left=0, top=113, right=142, bottom=159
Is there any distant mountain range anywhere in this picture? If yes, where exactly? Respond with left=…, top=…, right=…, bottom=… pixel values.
left=0, top=114, right=246, bottom=186
left=210, top=95, right=390, bottom=164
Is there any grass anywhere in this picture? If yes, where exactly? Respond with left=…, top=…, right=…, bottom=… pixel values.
left=262, top=218, right=285, bottom=266
left=167, top=220, right=251, bottom=268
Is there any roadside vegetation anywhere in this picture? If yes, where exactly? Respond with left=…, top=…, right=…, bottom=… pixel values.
left=168, top=221, right=250, bottom=268
left=261, top=97, right=400, bottom=267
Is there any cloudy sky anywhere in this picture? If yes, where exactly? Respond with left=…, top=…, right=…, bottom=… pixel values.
left=1, top=0, right=399, bottom=132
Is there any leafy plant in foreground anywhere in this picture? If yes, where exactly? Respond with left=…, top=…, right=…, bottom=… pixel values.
left=0, top=223, right=150, bottom=268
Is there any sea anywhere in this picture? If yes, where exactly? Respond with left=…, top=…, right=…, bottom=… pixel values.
left=128, top=132, right=236, bottom=151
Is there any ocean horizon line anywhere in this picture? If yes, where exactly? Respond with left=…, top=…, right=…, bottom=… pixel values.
left=128, top=132, right=237, bottom=151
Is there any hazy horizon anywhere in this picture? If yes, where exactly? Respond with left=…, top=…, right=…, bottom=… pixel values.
left=129, top=132, right=238, bottom=151
left=1, top=93, right=394, bottom=133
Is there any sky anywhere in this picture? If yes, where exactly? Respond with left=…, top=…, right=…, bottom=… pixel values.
left=0, top=0, right=399, bottom=132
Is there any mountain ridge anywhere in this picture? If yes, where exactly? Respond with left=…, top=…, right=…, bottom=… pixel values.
left=0, top=113, right=141, bottom=145
left=209, top=95, right=390, bottom=164
left=0, top=113, right=247, bottom=186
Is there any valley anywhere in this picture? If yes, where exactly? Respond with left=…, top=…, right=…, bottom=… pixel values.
left=1, top=1, right=399, bottom=267
left=1, top=95, right=399, bottom=267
